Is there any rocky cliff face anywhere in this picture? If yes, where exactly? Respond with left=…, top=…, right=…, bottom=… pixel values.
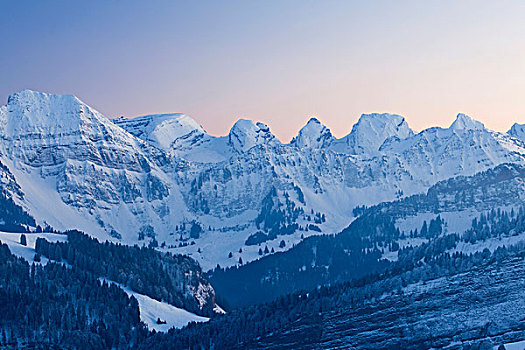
left=1, top=90, right=525, bottom=270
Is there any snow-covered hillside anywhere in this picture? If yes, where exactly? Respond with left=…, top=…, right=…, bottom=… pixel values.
left=101, top=279, right=210, bottom=332
left=1, top=90, right=525, bottom=270
left=0, top=231, right=66, bottom=264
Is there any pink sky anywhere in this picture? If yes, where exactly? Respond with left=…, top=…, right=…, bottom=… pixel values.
left=2, top=1, right=524, bottom=141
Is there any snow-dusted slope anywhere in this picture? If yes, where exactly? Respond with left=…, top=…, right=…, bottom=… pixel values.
left=101, top=279, right=210, bottom=332
left=2, top=90, right=525, bottom=271
left=113, top=113, right=207, bottom=152
left=124, top=286, right=209, bottom=332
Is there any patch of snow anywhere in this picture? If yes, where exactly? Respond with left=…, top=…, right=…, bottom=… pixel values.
left=395, top=210, right=481, bottom=237
left=213, top=304, right=226, bottom=314
left=493, top=339, right=525, bottom=350
left=128, top=288, right=209, bottom=332
left=0, top=231, right=66, bottom=264
left=102, top=279, right=209, bottom=332
left=451, top=231, right=525, bottom=256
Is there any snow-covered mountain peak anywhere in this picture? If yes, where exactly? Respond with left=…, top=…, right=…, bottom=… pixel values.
left=228, top=119, right=278, bottom=152
left=331, top=113, right=413, bottom=155
left=508, top=123, right=525, bottom=141
left=7, top=89, right=80, bottom=106
left=450, top=113, right=485, bottom=131
left=306, top=116, right=321, bottom=125
left=2, top=89, right=89, bottom=135
left=1, top=89, right=142, bottom=143
left=113, top=113, right=206, bottom=151
left=0, top=89, right=165, bottom=174
left=291, top=117, right=334, bottom=149
left=352, top=113, right=413, bottom=136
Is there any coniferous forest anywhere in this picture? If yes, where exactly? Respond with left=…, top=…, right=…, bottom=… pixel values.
left=0, top=201, right=524, bottom=348
left=0, top=241, right=148, bottom=349
left=35, top=230, right=214, bottom=317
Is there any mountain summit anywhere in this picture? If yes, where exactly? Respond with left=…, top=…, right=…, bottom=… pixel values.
left=450, top=113, right=485, bottom=131
left=114, top=113, right=207, bottom=152
left=291, top=117, right=334, bottom=149
left=228, top=119, right=278, bottom=152
left=508, top=123, right=525, bottom=141
left=331, top=113, right=414, bottom=155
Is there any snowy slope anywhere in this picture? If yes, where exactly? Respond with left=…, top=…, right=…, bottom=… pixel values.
left=0, top=231, right=66, bottom=264
left=101, top=279, right=210, bottom=332
left=127, top=288, right=209, bottom=332
left=494, top=340, right=525, bottom=350
left=0, top=229, right=212, bottom=332
left=113, top=113, right=207, bottom=152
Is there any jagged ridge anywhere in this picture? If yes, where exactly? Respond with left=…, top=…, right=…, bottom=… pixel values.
left=1, top=90, right=525, bottom=272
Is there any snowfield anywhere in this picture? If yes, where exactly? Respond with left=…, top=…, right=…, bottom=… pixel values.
left=494, top=339, right=525, bottom=350
left=102, top=279, right=209, bottom=332
left=127, top=288, right=210, bottom=332
left=0, top=231, right=66, bottom=264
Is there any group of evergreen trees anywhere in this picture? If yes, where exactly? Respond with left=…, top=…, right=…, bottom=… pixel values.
left=0, top=242, right=149, bottom=349
left=255, top=187, right=306, bottom=240
left=35, top=230, right=214, bottom=317
left=463, top=207, right=525, bottom=243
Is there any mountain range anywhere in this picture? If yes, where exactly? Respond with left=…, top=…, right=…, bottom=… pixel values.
left=1, top=89, right=525, bottom=348
left=1, top=90, right=525, bottom=271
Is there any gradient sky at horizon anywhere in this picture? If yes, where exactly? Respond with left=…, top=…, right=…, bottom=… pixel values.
left=1, top=0, right=525, bottom=141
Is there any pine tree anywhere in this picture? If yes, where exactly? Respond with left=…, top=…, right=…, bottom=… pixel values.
left=421, top=221, right=428, bottom=238
left=20, top=233, right=27, bottom=246
left=54, top=245, right=63, bottom=261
